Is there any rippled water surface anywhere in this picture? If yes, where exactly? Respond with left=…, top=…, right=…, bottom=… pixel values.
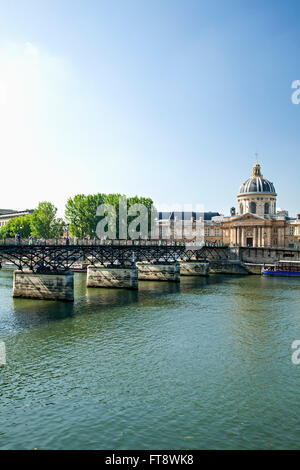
left=1, top=269, right=300, bottom=449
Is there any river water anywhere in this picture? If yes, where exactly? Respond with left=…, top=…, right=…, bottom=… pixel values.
left=0, top=269, right=300, bottom=450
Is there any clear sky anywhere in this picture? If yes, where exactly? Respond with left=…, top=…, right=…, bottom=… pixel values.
left=0, top=0, right=299, bottom=217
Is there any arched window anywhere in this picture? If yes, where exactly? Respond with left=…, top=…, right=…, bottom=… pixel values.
left=249, top=202, right=256, bottom=214
left=240, top=204, right=243, bottom=215
left=264, top=203, right=269, bottom=215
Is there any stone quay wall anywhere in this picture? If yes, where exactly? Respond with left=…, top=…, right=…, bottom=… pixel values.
left=210, top=260, right=249, bottom=275
left=231, top=247, right=300, bottom=264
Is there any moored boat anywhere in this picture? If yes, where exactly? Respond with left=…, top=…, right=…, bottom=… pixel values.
left=262, top=261, right=300, bottom=277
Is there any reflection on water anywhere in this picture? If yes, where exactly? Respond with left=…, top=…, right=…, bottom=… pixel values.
left=1, top=270, right=300, bottom=449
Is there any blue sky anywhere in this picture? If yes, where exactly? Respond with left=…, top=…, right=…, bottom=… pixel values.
left=0, top=0, right=299, bottom=216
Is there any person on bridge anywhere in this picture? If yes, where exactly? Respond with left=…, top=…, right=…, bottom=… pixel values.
left=15, top=233, right=21, bottom=245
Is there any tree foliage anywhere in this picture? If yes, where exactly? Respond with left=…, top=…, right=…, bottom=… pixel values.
left=65, top=193, right=154, bottom=239
left=30, top=202, right=64, bottom=239
left=65, top=194, right=106, bottom=238
left=0, top=214, right=32, bottom=239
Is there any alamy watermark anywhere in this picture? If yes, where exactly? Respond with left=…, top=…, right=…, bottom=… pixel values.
left=95, top=197, right=205, bottom=249
left=0, top=341, right=6, bottom=366
left=291, top=340, right=300, bottom=365
left=291, top=80, right=300, bottom=104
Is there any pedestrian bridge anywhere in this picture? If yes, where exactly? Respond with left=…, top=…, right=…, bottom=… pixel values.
left=0, top=239, right=230, bottom=301
left=0, top=239, right=229, bottom=273
left=2, top=240, right=300, bottom=301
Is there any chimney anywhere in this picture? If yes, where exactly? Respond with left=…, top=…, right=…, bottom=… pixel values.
left=230, top=207, right=236, bottom=217
left=297, top=214, right=300, bottom=220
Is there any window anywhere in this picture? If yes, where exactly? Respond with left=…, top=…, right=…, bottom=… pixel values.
left=215, top=228, right=220, bottom=236
left=240, top=204, right=243, bottom=215
left=205, top=228, right=210, bottom=236
left=264, top=203, right=269, bottom=215
left=289, top=226, right=295, bottom=236
left=249, top=202, right=256, bottom=214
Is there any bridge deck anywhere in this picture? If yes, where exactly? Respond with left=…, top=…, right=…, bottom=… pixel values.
left=0, top=240, right=229, bottom=272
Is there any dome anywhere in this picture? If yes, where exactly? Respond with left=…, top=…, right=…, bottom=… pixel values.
left=238, top=162, right=276, bottom=195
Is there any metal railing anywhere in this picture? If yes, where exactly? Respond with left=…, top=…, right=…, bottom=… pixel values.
left=0, top=238, right=188, bottom=247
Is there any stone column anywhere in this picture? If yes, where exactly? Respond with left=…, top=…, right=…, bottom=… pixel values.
left=267, top=227, right=272, bottom=247
left=257, top=227, right=261, bottom=247
left=13, top=270, right=74, bottom=301
left=230, top=228, right=235, bottom=246
left=253, top=227, right=257, bottom=247
left=241, top=228, right=246, bottom=247
left=261, top=227, right=265, bottom=247
left=278, top=227, right=284, bottom=247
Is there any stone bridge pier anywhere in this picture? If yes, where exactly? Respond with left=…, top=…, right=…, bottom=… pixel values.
left=136, top=261, right=180, bottom=282
left=86, top=264, right=138, bottom=289
left=13, top=270, right=74, bottom=301
left=180, top=261, right=210, bottom=276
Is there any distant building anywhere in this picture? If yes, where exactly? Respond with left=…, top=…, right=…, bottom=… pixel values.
left=156, top=211, right=220, bottom=241
left=158, top=211, right=220, bottom=222
left=0, top=209, right=34, bottom=228
left=156, top=162, right=300, bottom=248
left=214, top=162, right=300, bottom=248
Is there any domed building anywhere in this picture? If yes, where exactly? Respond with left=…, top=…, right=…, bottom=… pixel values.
left=156, top=160, right=300, bottom=250
left=238, top=162, right=277, bottom=218
left=203, top=161, right=300, bottom=249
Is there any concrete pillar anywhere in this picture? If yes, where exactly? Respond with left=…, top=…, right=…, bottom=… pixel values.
left=13, top=270, right=74, bottom=301
left=87, top=265, right=138, bottom=289
left=137, top=262, right=180, bottom=282
left=180, top=261, right=209, bottom=276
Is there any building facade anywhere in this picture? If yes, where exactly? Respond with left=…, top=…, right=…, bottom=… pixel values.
left=157, top=162, right=300, bottom=249
left=0, top=209, right=34, bottom=228
left=204, top=162, right=300, bottom=248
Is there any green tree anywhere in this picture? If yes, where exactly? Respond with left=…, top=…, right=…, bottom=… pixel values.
left=65, top=193, right=154, bottom=240
left=65, top=193, right=106, bottom=238
left=127, top=196, right=154, bottom=236
left=0, top=214, right=33, bottom=239
left=51, top=217, right=65, bottom=238
left=30, top=202, right=62, bottom=239
left=104, top=193, right=124, bottom=239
